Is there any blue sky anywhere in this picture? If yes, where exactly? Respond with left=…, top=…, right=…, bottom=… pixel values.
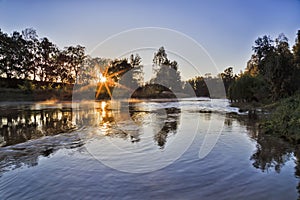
left=0, top=0, right=299, bottom=77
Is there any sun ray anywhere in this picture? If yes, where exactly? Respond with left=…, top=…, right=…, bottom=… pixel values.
left=104, top=82, right=113, bottom=98
left=95, top=65, right=131, bottom=100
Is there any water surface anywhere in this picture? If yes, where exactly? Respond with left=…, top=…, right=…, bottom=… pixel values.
left=0, top=98, right=298, bottom=199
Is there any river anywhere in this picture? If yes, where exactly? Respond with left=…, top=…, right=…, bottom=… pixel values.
left=0, top=98, right=298, bottom=199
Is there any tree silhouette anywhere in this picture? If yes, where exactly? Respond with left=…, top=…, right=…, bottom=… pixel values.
left=22, top=28, right=40, bottom=81
left=220, top=67, right=235, bottom=96
left=151, top=47, right=183, bottom=93
left=38, top=37, right=58, bottom=82
left=293, top=30, right=300, bottom=68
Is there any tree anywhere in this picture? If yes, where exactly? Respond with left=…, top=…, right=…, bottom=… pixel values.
left=293, top=30, right=300, bottom=68
left=292, top=30, right=300, bottom=91
left=220, top=67, right=235, bottom=96
left=22, top=28, right=40, bottom=81
left=228, top=72, right=269, bottom=103
left=251, top=34, right=295, bottom=100
left=55, top=50, right=71, bottom=83
left=0, top=29, right=13, bottom=78
left=270, top=34, right=295, bottom=99
left=109, top=58, right=138, bottom=90
left=246, top=55, right=259, bottom=76
left=130, top=54, right=143, bottom=86
left=0, top=31, right=32, bottom=79
left=153, top=46, right=168, bottom=66
left=64, top=45, right=85, bottom=83
left=38, top=37, right=58, bottom=82
left=188, top=76, right=209, bottom=97
left=151, top=47, right=183, bottom=93
left=253, top=35, right=275, bottom=73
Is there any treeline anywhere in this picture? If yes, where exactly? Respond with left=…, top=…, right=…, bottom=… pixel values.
left=228, top=30, right=300, bottom=103
left=187, top=67, right=234, bottom=98
left=0, top=27, right=236, bottom=99
left=2, top=27, right=300, bottom=102
left=0, top=28, right=85, bottom=84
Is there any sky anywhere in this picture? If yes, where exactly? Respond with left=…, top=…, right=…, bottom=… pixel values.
left=0, top=0, right=299, bottom=78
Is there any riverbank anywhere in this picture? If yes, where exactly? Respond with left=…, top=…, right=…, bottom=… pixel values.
left=230, top=94, right=300, bottom=144
left=0, top=88, right=72, bottom=101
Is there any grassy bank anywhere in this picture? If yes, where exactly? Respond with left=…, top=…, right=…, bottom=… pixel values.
left=0, top=88, right=73, bottom=102
left=259, top=94, right=300, bottom=144
left=231, top=94, right=300, bottom=144
left=0, top=78, right=73, bottom=102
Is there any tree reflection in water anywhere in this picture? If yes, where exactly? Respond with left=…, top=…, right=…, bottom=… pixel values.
left=0, top=101, right=182, bottom=175
left=110, top=101, right=181, bottom=148
left=0, top=104, right=84, bottom=175
left=2, top=102, right=300, bottom=198
left=225, top=113, right=299, bottom=198
left=152, top=107, right=180, bottom=148
left=250, top=135, right=293, bottom=173
left=0, top=107, right=76, bottom=147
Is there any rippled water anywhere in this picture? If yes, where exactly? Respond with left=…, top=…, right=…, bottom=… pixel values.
left=0, top=98, right=298, bottom=199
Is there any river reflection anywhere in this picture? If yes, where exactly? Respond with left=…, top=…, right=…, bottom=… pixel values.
left=0, top=100, right=300, bottom=199
left=231, top=115, right=295, bottom=173
left=0, top=101, right=182, bottom=148
left=0, top=105, right=75, bottom=147
left=225, top=113, right=300, bottom=198
left=0, top=100, right=182, bottom=174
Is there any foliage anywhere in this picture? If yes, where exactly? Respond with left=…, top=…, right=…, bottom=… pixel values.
left=229, top=73, right=270, bottom=103
left=293, top=30, right=300, bottom=69
left=0, top=28, right=85, bottom=84
left=109, top=55, right=143, bottom=89
left=131, top=84, right=176, bottom=99
left=187, top=76, right=209, bottom=97
left=219, top=66, right=235, bottom=96
left=151, top=47, right=183, bottom=93
left=230, top=30, right=300, bottom=103
left=251, top=33, right=296, bottom=100
left=187, top=67, right=234, bottom=98
left=18, top=80, right=36, bottom=93
left=260, top=94, right=300, bottom=143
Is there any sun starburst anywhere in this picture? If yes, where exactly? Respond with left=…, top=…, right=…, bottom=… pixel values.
left=95, top=65, right=131, bottom=100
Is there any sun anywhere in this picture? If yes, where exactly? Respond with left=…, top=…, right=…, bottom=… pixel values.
left=95, top=65, right=130, bottom=100
left=99, top=74, right=107, bottom=83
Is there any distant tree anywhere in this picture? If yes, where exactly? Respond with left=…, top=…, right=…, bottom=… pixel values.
left=251, top=34, right=295, bottom=100
left=246, top=54, right=259, bottom=76
left=188, top=76, right=209, bottom=97
left=153, top=46, right=168, bottom=66
left=293, top=30, right=300, bottom=68
left=130, top=54, right=144, bottom=86
left=220, top=67, right=235, bottom=96
left=64, top=45, right=85, bottom=83
left=271, top=34, right=295, bottom=99
left=228, top=72, right=269, bottom=102
left=55, top=50, right=71, bottom=83
left=253, top=35, right=275, bottom=75
left=151, top=47, right=183, bottom=93
left=22, top=28, right=38, bottom=41
left=22, top=28, right=40, bottom=81
left=292, top=30, right=300, bottom=91
left=0, top=29, right=13, bottom=78
left=38, top=37, right=58, bottom=82
left=0, top=31, right=32, bottom=79
left=109, top=58, right=138, bottom=90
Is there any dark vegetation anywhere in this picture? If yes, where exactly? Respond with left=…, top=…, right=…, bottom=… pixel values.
left=0, top=28, right=228, bottom=101
left=1, top=27, right=300, bottom=142
left=228, top=30, right=300, bottom=144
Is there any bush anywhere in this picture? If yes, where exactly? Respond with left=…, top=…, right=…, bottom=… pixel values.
left=229, top=73, right=270, bottom=103
left=260, top=94, right=300, bottom=143
left=18, top=80, right=36, bottom=93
